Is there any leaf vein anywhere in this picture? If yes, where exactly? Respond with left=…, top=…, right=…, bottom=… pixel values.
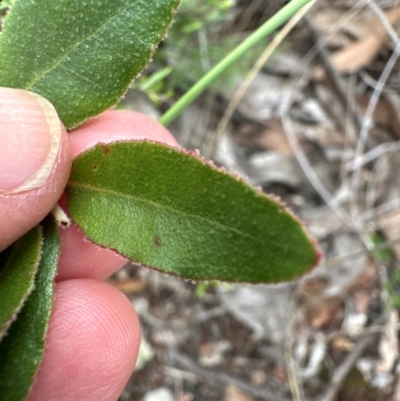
left=57, top=65, right=103, bottom=89
left=68, top=181, right=262, bottom=244
left=24, top=1, right=139, bottom=90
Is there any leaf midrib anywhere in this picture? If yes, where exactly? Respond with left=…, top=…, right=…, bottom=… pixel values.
left=68, top=180, right=264, bottom=245
left=24, top=0, right=139, bottom=90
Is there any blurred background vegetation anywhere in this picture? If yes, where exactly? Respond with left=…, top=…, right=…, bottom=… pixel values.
left=131, top=0, right=273, bottom=104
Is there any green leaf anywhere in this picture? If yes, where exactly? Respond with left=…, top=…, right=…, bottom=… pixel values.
left=0, top=226, right=42, bottom=341
left=67, top=141, right=319, bottom=283
left=0, top=216, right=61, bottom=401
left=0, top=1, right=12, bottom=11
left=0, top=0, right=180, bottom=129
left=368, top=233, right=392, bottom=263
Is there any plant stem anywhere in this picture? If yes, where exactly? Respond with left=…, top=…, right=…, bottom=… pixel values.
left=159, top=0, right=314, bottom=127
left=205, top=0, right=317, bottom=159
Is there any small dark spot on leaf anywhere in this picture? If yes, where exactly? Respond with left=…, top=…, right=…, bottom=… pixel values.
left=92, top=164, right=98, bottom=171
left=101, top=144, right=111, bottom=155
left=154, top=235, right=162, bottom=247
left=178, top=219, right=182, bottom=225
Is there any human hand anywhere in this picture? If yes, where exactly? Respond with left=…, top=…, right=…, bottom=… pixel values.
left=0, top=87, right=177, bottom=401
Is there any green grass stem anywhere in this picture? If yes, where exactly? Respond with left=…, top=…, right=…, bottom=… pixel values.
left=159, top=0, right=313, bottom=127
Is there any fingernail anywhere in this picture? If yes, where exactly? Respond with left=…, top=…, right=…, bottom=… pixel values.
left=0, top=88, right=61, bottom=194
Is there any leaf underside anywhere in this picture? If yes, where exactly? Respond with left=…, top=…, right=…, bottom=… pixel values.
left=0, top=0, right=180, bottom=129
left=67, top=141, right=319, bottom=284
left=0, top=216, right=61, bottom=401
left=0, top=226, right=42, bottom=341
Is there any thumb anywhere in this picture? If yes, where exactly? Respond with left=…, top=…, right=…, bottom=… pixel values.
left=0, top=88, right=71, bottom=250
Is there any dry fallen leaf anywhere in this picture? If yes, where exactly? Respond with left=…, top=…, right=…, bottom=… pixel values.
left=313, top=4, right=400, bottom=77
left=313, top=5, right=382, bottom=48
left=332, top=337, right=355, bottom=351
left=304, top=296, right=344, bottom=329
left=225, top=385, right=254, bottom=401
left=199, top=340, right=232, bottom=367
